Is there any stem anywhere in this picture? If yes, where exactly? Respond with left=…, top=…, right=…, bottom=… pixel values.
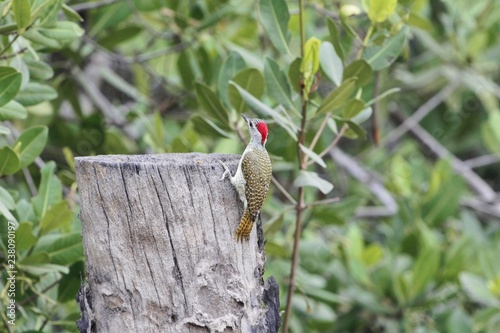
left=356, top=24, right=374, bottom=60
left=307, top=123, right=348, bottom=166
left=0, top=34, right=20, bottom=57
left=282, top=0, right=306, bottom=331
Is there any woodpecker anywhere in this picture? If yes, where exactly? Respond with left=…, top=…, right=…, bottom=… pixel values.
left=220, top=114, right=272, bottom=241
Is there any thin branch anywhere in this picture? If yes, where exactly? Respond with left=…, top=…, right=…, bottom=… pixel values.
left=71, top=66, right=137, bottom=140
left=461, top=197, right=500, bottom=219
left=282, top=0, right=306, bottom=330
left=383, top=81, right=459, bottom=147
left=305, top=196, right=339, bottom=209
left=308, top=123, right=348, bottom=166
left=308, top=112, right=331, bottom=153
left=464, top=153, right=500, bottom=168
left=390, top=108, right=497, bottom=202
left=330, top=147, right=398, bottom=218
left=0, top=47, right=27, bottom=60
left=0, top=34, right=20, bottom=57
left=71, top=0, right=121, bottom=11
left=371, top=72, right=380, bottom=145
left=272, top=176, right=297, bottom=206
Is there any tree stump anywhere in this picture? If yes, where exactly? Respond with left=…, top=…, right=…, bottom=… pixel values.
left=75, top=153, right=280, bottom=333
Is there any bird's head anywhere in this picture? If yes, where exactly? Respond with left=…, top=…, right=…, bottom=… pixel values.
left=242, top=114, right=268, bottom=146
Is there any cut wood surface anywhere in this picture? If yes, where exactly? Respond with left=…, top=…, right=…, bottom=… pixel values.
left=75, top=153, right=280, bottom=333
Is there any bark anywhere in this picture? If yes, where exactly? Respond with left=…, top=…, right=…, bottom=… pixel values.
left=75, top=153, right=281, bottom=333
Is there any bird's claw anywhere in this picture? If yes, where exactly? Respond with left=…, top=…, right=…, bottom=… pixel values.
left=219, top=160, right=231, bottom=181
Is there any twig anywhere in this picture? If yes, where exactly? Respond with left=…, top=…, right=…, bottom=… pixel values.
left=308, top=123, right=348, bottom=166
left=464, top=154, right=500, bottom=168
left=308, top=112, right=331, bottom=153
left=461, top=197, right=500, bottom=219
left=330, top=147, right=398, bottom=218
left=371, top=72, right=380, bottom=145
left=390, top=108, right=496, bottom=202
left=283, top=0, right=306, bottom=330
left=0, top=34, right=20, bottom=57
left=71, top=0, right=121, bottom=11
left=305, top=196, right=339, bottom=209
left=71, top=67, right=136, bottom=140
left=272, top=176, right=296, bottom=205
left=0, top=47, right=27, bottom=60
left=383, top=82, right=459, bottom=147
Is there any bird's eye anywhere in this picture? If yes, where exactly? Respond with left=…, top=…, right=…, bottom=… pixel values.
left=250, top=123, right=254, bottom=128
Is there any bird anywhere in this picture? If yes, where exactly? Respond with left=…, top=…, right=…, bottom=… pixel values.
left=220, top=114, right=272, bottom=241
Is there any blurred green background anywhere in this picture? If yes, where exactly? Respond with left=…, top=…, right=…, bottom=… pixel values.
left=1, top=0, right=500, bottom=332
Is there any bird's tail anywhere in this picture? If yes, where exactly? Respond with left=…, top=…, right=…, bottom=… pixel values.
left=235, top=209, right=253, bottom=241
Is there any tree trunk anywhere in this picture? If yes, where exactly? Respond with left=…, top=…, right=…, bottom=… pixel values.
left=74, top=153, right=281, bottom=333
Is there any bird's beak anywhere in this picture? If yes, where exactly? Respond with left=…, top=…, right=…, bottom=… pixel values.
left=241, top=114, right=250, bottom=123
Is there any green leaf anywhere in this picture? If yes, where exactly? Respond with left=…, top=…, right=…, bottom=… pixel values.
left=38, top=0, right=63, bottom=27
left=481, top=112, right=500, bottom=153
left=16, top=222, right=37, bottom=251
left=38, top=21, right=84, bottom=44
left=327, top=18, right=345, bottom=62
left=288, top=57, right=302, bottom=93
left=62, top=4, right=84, bottom=22
left=362, top=0, right=397, bottom=23
left=293, top=170, right=333, bottom=194
left=40, top=200, right=72, bottom=235
left=259, top=0, right=291, bottom=55
left=58, top=261, right=84, bottom=303
left=447, top=308, right=473, bottom=333
left=12, top=0, right=31, bottom=33
left=32, top=161, right=62, bottom=219
left=15, top=250, right=72, bottom=277
left=422, top=160, right=465, bottom=225
left=191, top=116, right=231, bottom=139
left=299, top=144, right=326, bottom=168
left=460, top=272, right=500, bottom=307
left=36, top=232, right=83, bottom=265
left=317, top=77, right=357, bottom=114
left=195, top=82, right=230, bottom=129
left=0, top=23, right=18, bottom=35
left=346, top=120, right=367, bottom=140
left=0, top=186, right=17, bottom=222
left=23, top=28, right=61, bottom=48
left=0, top=67, right=22, bottom=107
left=411, top=246, right=440, bottom=298
left=320, top=41, right=343, bottom=86
left=0, top=99, right=27, bottom=121
left=264, top=58, right=294, bottom=110
left=88, top=2, right=131, bottom=36
left=362, top=244, right=384, bottom=267
left=218, top=52, right=246, bottom=108
left=177, top=50, right=196, bottom=90
left=387, top=155, right=412, bottom=197
left=15, top=126, right=48, bottom=168
left=342, top=59, right=373, bottom=88
left=228, top=68, right=265, bottom=114
left=229, top=82, right=297, bottom=140
left=344, top=225, right=370, bottom=285
left=24, top=59, right=54, bottom=81
left=343, top=99, right=365, bottom=119
left=15, top=82, right=57, bottom=106
left=351, top=107, right=372, bottom=124
left=363, top=27, right=407, bottom=71
left=301, top=37, right=321, bottom=99
left=0, top=146, right=20, bottom=176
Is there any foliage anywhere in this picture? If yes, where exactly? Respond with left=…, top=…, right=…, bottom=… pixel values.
left=0, top=0, right=499, bottom=332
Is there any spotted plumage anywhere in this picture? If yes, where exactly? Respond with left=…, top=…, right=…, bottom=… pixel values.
left=220, top=115, right=272, bottom=241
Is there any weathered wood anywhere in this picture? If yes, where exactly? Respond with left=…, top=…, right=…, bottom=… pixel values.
left=75, top=153, right=280, bottom=333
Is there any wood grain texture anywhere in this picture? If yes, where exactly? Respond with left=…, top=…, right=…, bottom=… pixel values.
left=75, top=153, right=280, bottom=333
